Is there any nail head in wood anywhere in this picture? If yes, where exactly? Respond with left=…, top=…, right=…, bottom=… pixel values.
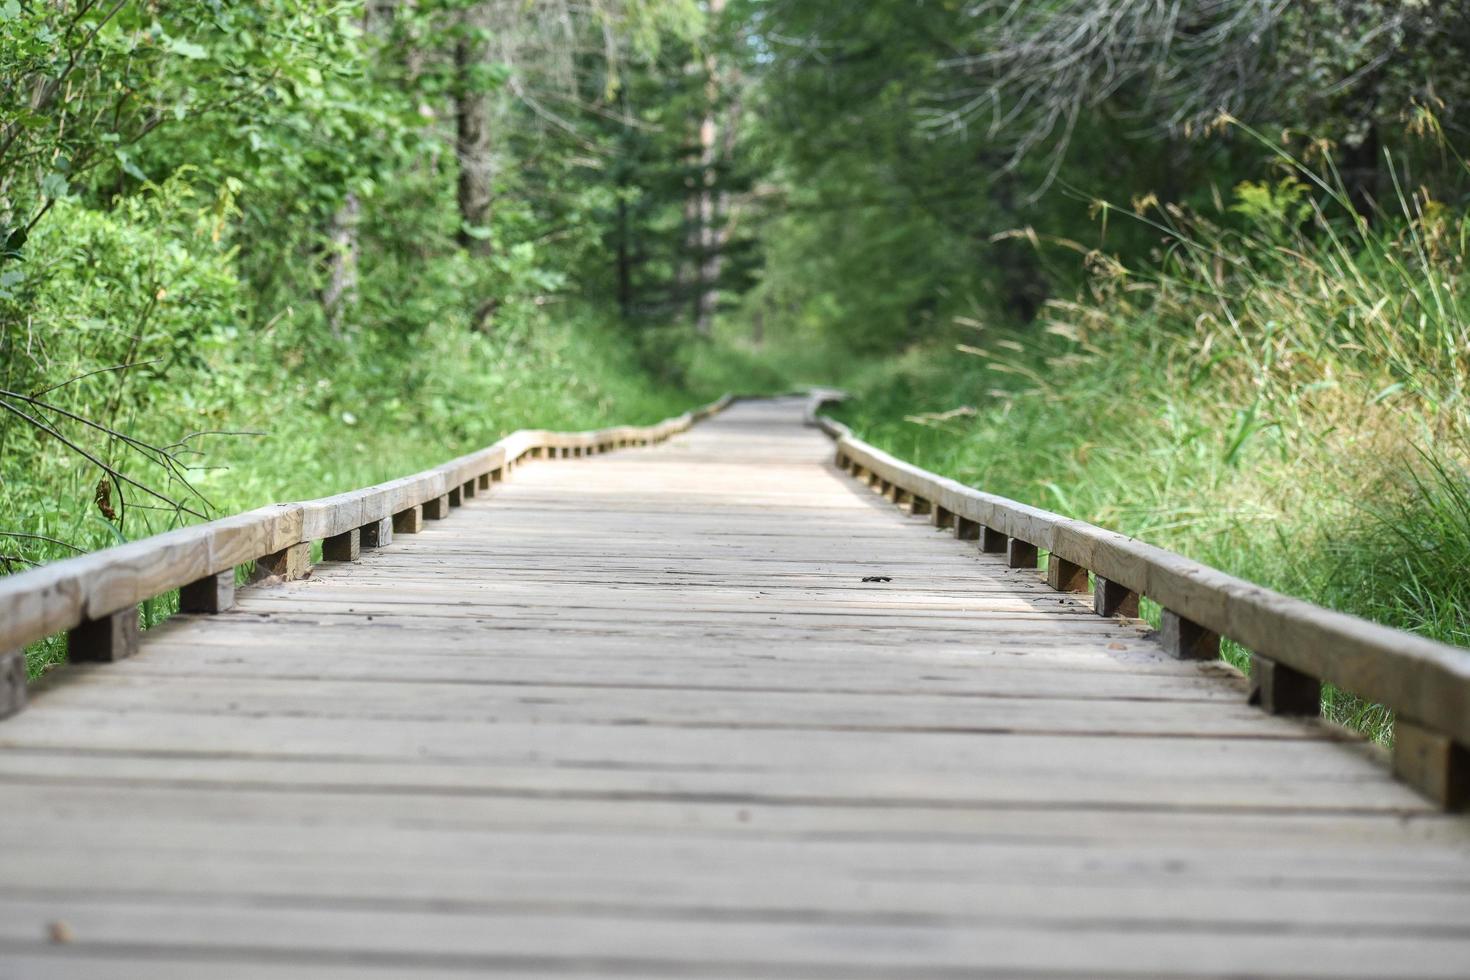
left=393, top=505, right=423, bottom=534
left=1248, top=653, right=1321, bottom=716
left=252, top=542, right=311, bottom=583
left=322, top=527, right=361, bottom=563
left=1007, top=539, right=1038, bottom=569
left=1159, top=609, right=1219, bottom=660
left=361, top=517, right=393, bottom=549
left=422, top=495, right=450, bottom=520
left=1393, top=717, right=1470, bottom=811
left=1, top=648, right=27, bottom=719
left=1093, top=576, right=1138, bottom=618
left=1046, top=555, right=1089, bottom=593
left=981, top=527, right=1007, bottom=554
left=179, top=571, right=235, bottom=613
left=68, top=608, right=140, bottom=663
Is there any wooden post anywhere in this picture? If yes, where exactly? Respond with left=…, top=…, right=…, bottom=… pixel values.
left=980, top=527, right=1007, bottom=554
left=252, top=542, right=311, bottom=583
left=447, top=486, right=463, bottom=508
left=868, top=472, right=881, bottom=489
left=851, top=465, right=866, bottom=481
left=393, top=505, right=423, bottom=534
left=836, top=453, right=850, bottom=470
left=1393, top=718, right=1469, bottom=811
left=68, top=608, right=139, bottom=662
left=1093, top=576, right=1138, bottom=618
left=955, top=517, right=980, bottom=541
left=892, top=488, right=910, bottom=506
left=1046, top=555, right=1089, bottom=593
left=1159, top=609, right=1219, bottom=660
left=462, top=479, right=476, bottom=499
left=491, top=466, right=505, bottom=483
left=0, top=648, right=24, bottom=720
left=878, top=479, right=892, bottom=496
left=361, top=517, right=393, bottom=549
left=476, top=473, right=491, bottom=492
left=1248, top=654, right=1320, bottom=716
left=179, top=571, right=235, bottom=613
left=1007, top=539, right=1038, bottom=569
left=910, top=496, right=932, bottom=517
left=322, top=527, right=361, bottom=563
left=423, top=495, right=450, bottom=520
left=933, top=506, right=955, bottom=530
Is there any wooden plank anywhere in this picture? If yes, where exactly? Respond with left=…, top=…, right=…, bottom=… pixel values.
left=1, top=396, right=1466, bottom=977
left=178, top=572, right=234, bottom=614
left=66, top=609, right=139, bottom=663
left=0, top=648, right=24, bottom=719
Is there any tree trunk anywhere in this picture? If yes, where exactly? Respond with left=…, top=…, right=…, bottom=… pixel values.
left=688, top=0, right=728, bottom=336
left=322, top=192, right=360, bottom=336
left=455, top=2, right=494, bottom=257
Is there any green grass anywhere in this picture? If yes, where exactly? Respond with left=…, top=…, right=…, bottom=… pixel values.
left=807, top=162, right=1470, bottom=744
left=8, top=311, right=714, bottom=678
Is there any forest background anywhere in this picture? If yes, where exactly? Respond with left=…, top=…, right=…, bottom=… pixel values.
left=3, top=1, right=1469, bottom=739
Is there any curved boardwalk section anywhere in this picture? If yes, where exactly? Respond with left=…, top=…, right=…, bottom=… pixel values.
left=0, top=397, right=1468, bottom=978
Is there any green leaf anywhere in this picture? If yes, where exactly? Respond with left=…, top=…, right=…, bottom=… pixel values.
left=165, top=36, right=209, bottom=60
left=114, top=150, right=146, bottom=182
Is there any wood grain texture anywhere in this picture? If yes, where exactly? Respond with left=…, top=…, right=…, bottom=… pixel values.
left=0, top=397, right=732, bottom=656
left=825, top=407, right=1470, bottom=757
left=1, top=396, right=1468, bottom=977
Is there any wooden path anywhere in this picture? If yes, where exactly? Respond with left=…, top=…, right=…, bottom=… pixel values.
left=1, top=397, right=1468, bottom=978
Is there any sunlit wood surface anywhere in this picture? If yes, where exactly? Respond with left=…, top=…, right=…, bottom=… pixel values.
left=2, top=397, right=1468, bottom=978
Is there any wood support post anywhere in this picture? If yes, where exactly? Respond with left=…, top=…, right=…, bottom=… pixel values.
left=322, top=527, right=361, bottom=563
left=179, top=571, right=235, bottom=613
left=1093, top=576, right=1138, bottom=618
left=955, top=517, right=980, bottom=541
left=836, top=454, right=850, bottom=470
left=867, top=472, right=881, bottom=489
left=68, top=608, right=139, bottom=663
left=910, top=497, right=932, bottom=517
left=252, top=542, right=311, bottom=583
left=361, top=517, right=393, bottom=549
left=981, top=527, right=1007, bottom=554
left=447, top=486, right=462, bottom=507
left=933, top=506, right=955, bottom=530
left=1007, top=539, right=1038, bottom=569
left=423, top=495, right=450, bottom=520
left=892, top=487, right=910, bottom=506
left=492, top=466, right=505, bottom=482
left=0, top=648, right=24, bottom=720
left=1393, top=718, right=1470, bottom=811
left=1248, top=654, right=1321, bottom=716
left=851, top=465, right=865, bottom=481
left=476, top=473, right=491, bottom=492
left=1159, top=609, right=1219, bottom=660
left=462, top=480, right=476, bottom=499
left=1046, top=555, right=1089, bottom=593
left=393, top=505, right=423, bottom=534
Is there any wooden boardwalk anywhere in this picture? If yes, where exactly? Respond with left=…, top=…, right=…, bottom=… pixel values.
left=1, top=396, right=1468, bottom=978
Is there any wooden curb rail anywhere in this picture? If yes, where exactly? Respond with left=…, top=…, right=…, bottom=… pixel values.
left=0, top=394, right=734, bottom=718
left=807, top=393, right=1470, bottom=811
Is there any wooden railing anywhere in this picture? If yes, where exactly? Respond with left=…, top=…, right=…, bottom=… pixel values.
left=809, top=395, right=1470, bottom=811
left=0, top=395, right=734, bottom=719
